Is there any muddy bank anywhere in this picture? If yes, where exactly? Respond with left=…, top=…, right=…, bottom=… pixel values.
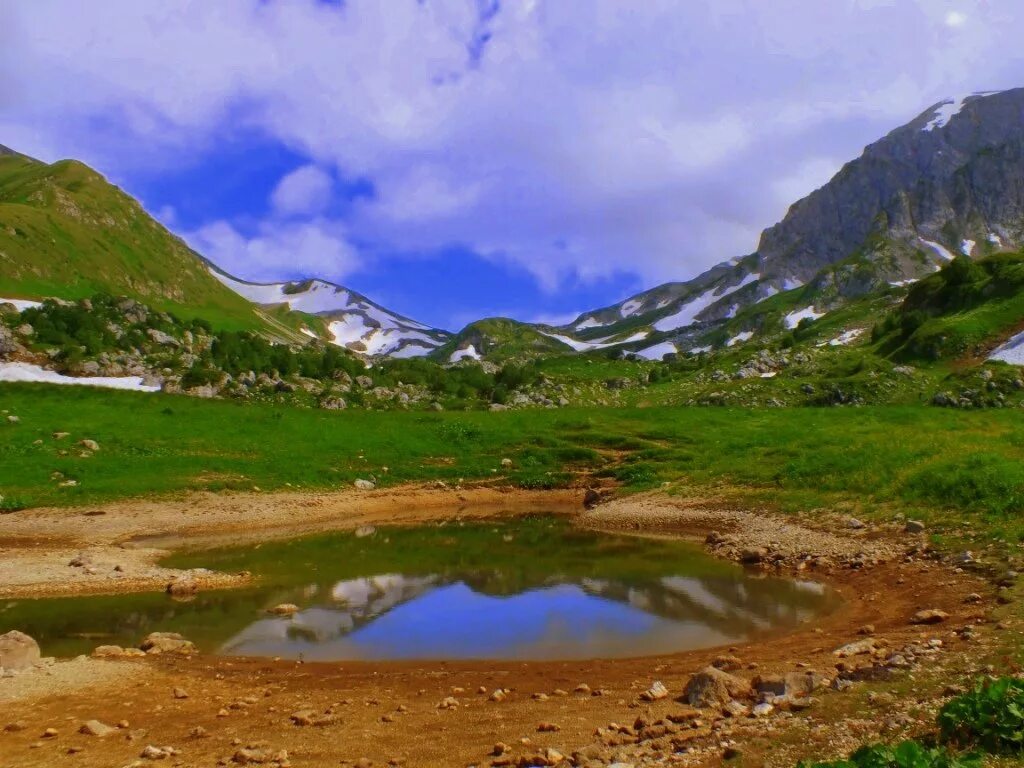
left=0, top=488, right=1007, bottom=767
left=0, top=484, right=581, bottom=598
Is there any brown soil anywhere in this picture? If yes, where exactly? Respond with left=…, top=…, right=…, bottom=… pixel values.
left=0, top=488, right=1005, bottom=768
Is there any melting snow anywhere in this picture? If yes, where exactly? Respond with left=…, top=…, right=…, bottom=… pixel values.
left=449, top=345, right=482, bottom=362
left=620, top=298, right=643, bottom=317
left=819, top=329, right=865, bottom=347
left=784, top=306, right=824, bottom=329
left=989, top=331, right=1024, bottom=365
left=989, top=232, right=1003, bottom=246
left=635, top=341, right=677, bottom=360
left=574, top=317, right=605, bottom=331
left=921, top=238, right=955, bottom=261
left=960, top=239, right=976, bottom=256
left=726, top=331, right=753, bottom=347
left=0, top=362, right=159, bottom=391
left=781, top=278, right=804, bottom=291
left=0, top=298, right=43, bottom=311
left=543, top=331, right=648, bottom=352
left=760, top=371, right=777, bottom=378
left=653, top=274, right=760, bottom=333
left=921, top=92, right=1002, bottom=132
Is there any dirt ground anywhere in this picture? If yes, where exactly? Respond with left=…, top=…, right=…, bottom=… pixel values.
left=0, top=486, right=1010, bottom=768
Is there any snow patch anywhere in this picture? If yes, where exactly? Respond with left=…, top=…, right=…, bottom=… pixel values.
left=449, top=344, right=481, bottom=362
left=726, top=331, right=753, bottom=347
left=960, top=239, right=976, bottom=256
left=574, top=317, right=605, bottom=331
left=989, top=331, right=1024, bottom=365
left=921, top=238, right=955, bottom=261
left=819, top=329, right=865, bottom=347
left=921, top=92, right=1003, bottom=132
left=543, top=331, right=649, bottom=352
left=0, top=362, right=159, bottom=391
left=620, top=298, right=643, bottom=317
left=784, top=306, right=824, bottom=329
left=635, top=341, right=677, bottom=360
left=988, top=232, right=1003, bottom=247
left=760, top=371, right=777, bottom=379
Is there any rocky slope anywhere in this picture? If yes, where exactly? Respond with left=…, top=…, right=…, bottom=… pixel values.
left=551, top=88, right=1024, bottom=359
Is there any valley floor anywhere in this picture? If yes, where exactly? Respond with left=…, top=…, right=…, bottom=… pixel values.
left=0, top=488, right=1018, bottom=767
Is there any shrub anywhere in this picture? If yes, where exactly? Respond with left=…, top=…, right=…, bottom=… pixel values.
left=938, top=677, right=1024, bottom=753
left=798, top=740, right=980, bottom=768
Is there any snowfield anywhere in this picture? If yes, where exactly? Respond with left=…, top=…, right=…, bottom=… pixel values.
left=449, top=344, right=482, bottom=362
left=635, top=341, right=677, bottom=360
left=542, top=330, right=648, bottom=352
left=989, top=331, right=1024, bottom=365
left=0, top=362, right=160, bottom=391
left=784, top=306, right=824, bottom=329
left=921, top=238, right=955, bottom=261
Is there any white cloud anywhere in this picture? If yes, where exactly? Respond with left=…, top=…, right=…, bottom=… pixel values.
left=945, top=11, right=968, bottom=27
left=187, top=218, right=360, bottom=285
left=271, top=165, right=333, bottom=216
left=3, top=0, right=1024, bottom=293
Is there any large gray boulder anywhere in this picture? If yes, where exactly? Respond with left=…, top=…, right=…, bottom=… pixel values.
left=0, top=630, right=41, bottom=670
left=683, top=665, right=752, bottom=708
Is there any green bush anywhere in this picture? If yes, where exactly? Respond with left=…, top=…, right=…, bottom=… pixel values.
left=798, top=740, right=980, bottom=768
left=938, top=677, right=1024, bottom=753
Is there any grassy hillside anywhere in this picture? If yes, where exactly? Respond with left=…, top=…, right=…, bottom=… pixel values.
left=4, top=384, right=1024, bottom=542
left=431, top=317, right=572, bottom=361
left=0, top=153, right=285, bottom=333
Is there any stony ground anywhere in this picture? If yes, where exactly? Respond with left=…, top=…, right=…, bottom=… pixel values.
left=0, top=488, right=1018, bottom=768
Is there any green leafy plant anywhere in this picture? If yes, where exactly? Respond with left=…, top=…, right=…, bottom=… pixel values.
left=938, top=676, right=1024, bottom=753
left=799, top=740, right=980, bottom=768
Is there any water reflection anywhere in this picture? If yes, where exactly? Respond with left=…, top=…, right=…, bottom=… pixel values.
left=217, top=571, right=834, bottom=661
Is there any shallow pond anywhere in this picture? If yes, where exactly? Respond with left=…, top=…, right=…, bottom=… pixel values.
left=0, top=516, right=839, bottom=661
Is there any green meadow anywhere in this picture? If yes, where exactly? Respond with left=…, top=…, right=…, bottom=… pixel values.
left=3, top=383, right=1024, bottom=541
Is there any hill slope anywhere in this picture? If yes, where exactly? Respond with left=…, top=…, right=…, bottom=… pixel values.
left=0, top=152, right=280, bottom=333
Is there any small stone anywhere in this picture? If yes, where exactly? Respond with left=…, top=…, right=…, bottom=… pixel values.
left=536, top=722, right=560, bottom=732
left=267, top=604, right=299, bottom=616
left=639, top=681, right=669, bottom=701
left=79, top=720, right=115, bottom=737
left=172, top=687, right=189, bottom=700
left=42, top=728, right=58, bottom=738
left=354, top=479, right=376, bottom=491
left=904, top=520, right=925, bottom=534
left=92, top=645, right=126, bottom=658
left=492, top=742, right=511, bottom=756
left=857, top=624, right=875, bottom=635
left=437, top=697, right=459, bottom=710
left=751, top=702, right=774, bottom=718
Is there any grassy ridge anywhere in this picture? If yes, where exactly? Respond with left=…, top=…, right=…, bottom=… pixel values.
left=3, top=384, right=1024, bottom=540
left=0, top=155, right=278, bottom=332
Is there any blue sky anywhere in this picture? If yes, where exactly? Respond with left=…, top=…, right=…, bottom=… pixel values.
left=3, top=1, right=1024, bottom=330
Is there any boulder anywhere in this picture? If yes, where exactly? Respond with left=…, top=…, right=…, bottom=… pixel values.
left=904, top=520, right=925, bottom=534
left=583, top=488, right=601, bottom=509
left=166, top=579, right=198, bottom=597
left=139, top=632, right=195, bottom=655
left=833, top=639, right=876, bottom=658
left=911, top=609, right=949, bottom=625
left=684, top=666, right=751, bottom=708
left=0, top=630, right=40, bottom=670
left=91, top=645, right=126, bottom=659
